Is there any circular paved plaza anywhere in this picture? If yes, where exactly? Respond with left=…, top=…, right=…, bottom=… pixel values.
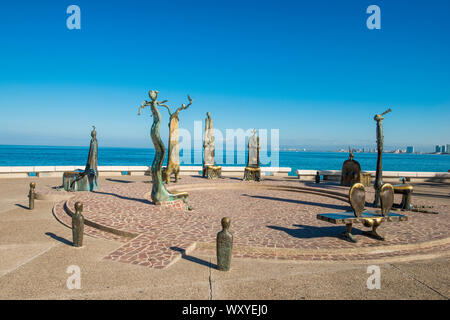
left=48, top=176, right=450, bottom=269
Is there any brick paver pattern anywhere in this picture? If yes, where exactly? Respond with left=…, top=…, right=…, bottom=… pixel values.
left=50, top=177, right=450, bottom=268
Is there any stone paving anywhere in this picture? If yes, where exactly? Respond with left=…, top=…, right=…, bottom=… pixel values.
left=49, top=176, right=450, bottom=268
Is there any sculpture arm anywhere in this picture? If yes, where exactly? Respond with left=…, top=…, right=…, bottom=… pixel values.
left=174, top=94, right=193, bottom=116
left=138, top=101, right=151, bottom=115
left=157, top=100, right=172, bottom=115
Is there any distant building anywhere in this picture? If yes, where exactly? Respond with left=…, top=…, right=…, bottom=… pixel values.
left=447, top=144, right=450, bottom=154
left=406, top=146, right=414, bottom=153
left=435, top=145, right=441, bottom=153
left=441, top=145, right=447, bottom=153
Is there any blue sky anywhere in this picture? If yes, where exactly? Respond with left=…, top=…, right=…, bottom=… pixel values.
left=0, top=0, right=449, bottom=151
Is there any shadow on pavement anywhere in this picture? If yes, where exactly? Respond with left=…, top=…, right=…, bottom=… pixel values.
left=92, top=191, right=152, bottom=205
left=243, top=194, right=350, bottom=211
left=170, top=246, right=217, bottom=269
left=45, top=232, right=73, bottom=246
left=267, top=224, right=363, bottom=239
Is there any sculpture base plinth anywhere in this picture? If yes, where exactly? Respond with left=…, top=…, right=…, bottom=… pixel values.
left=203, top=166, right=222, bottom=179
left=154, top=199, right=188, bottom=211
left=243, top=167, right=261, bottom=182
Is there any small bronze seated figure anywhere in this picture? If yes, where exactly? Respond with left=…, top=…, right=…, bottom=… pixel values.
left=316, top=183, right=408, bottom=243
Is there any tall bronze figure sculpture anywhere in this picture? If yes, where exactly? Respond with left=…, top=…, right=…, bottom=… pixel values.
left=164, top=95, right=193, bottom=184
left=340, top=146, right=361, bottom=186
left=373, top=109, right=391, bottom=207
left=138, top=90, right=190, bottom=209
left=203, top=112, right=222, bottom=179
left=63, top=126, right=99, bottom=192
left=243, top=129, right=261, bottom=181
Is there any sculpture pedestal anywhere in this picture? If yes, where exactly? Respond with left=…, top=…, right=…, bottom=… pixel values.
left=203, top=166, right=222, bottom=179
left=243, top=167, right=261, bottom=182
left=63, top=170, right=98, bottom=192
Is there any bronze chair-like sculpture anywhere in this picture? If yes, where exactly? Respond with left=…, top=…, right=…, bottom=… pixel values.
left=317, top=182, right=407, bottom=243
left=138, top=90, right=191, bottom=209
left=63, top=126, right=99, bottom=192
left=203, top=112, right=222, bottom=179
left=163, top=95, right=193, bottom=184
left=340, top=146, right=361, bottom=186
left=243, top=129, right=261, bottom=181
left=392, top=178, right=414, bottom=210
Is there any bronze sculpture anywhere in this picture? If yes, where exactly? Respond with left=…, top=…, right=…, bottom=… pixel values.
left=340, top=146, right=361, bottom=186
left=373, top=109, right=391, bottom=207
left=216, top=217, right=233, bottom=271
left=203, top=112, right=222, bottom=179
left=72, top=202, right=84, bottom=247
left=28, top=182, right=35, bottom=210
left=164, top=95, right=193, bottom=184
left=138, top=90, right=190, bottom=208
left=315, top=171, right=321, bottom=184
left=243, top=129, right=261, bottom=181
left=317, top=182, right=408, bottom=243
left=63, top=126, right=99, bottom=192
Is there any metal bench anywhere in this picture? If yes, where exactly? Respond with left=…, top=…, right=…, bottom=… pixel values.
left=317, top=183, right=408, bottom=243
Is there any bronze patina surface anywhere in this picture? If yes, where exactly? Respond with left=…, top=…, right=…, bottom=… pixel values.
left=373, top=108, right=391, bottom=207
left=28, top=182, right=35, bottom=210
left=63, top=126, right=99, bottom=192
left=379, top=183, right=394, bottom=216
left=72, top=201, right=84, bottom=247
left=164, top=95, right=193, bottom=184
left=202, top=112, right=221, bottom=179
left=393, top=183, right=414, bottom=210
left=217, top=217, right=233, bottom=271
left=317, top=181, right=407, bottom=243
left=138, top=90, right=190, bottom=209
left=349, top=183, right=365, bottom=217
left=315, top=171, right=321, bottom=184
left=243, top=129, right=261, bottom=182
left=340, top=147, right=361, bottom=186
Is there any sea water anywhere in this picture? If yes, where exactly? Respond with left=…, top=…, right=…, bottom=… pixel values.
left=0, top=145, right=449, bottom=176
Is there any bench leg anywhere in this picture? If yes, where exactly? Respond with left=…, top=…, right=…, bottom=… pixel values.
left=340, top=223, right=357, bottom=243
left=362, top=219, right=385, bottom=241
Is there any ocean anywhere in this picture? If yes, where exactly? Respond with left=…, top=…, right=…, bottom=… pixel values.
left=0, top=145, right=449, bottom=176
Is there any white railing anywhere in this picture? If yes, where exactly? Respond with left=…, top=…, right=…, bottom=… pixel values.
left=0, top=166, right=292, bottom=178
left=296, top=169, right=450, bottom=182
